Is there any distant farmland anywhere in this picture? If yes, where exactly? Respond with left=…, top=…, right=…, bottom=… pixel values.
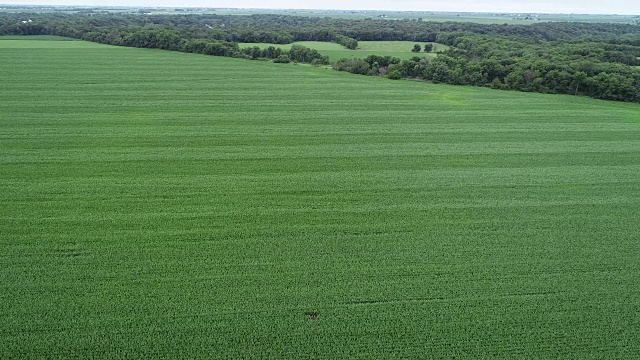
left=1, top=36, right=640, bottom=358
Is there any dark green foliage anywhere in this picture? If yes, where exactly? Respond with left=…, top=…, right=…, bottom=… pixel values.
left=0, top=12, right=639, bottom=101
left=364, top=54, right=401, bottom=68
left=183, top=39, right=239, bottom=57
left=387, top=69, right=402, bottom=79
left=333, top=55, right=404, bottom=76
left=412, top=44, right=422, bottom=52
left=335, top=34, right=358, bottom=49
left=2, top=12, right=640, bottom=45
left=240, top=45, right=283, bottom=59
left=122, top=28, right=184, bottom=50
left=424, top=43, right=434, bottom=52
left=273, top=55, right=291, bottom=63
left=332, top=58, right=371, bottom=75
left=0, top=13, right=332, bottom=66
left=334, top=35, right=640, bottom=102
left=288, top=44, right=330, bottom=64
left=310, top=58, right=326, bottom=66
left=434, top=35, right=640, bottom=101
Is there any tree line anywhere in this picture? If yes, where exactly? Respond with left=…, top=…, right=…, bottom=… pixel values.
left=0, top=15, right=331, bottom=65
left=334, top=35, right=640, bottom=102
left=1, top=12, right=639, bottom=102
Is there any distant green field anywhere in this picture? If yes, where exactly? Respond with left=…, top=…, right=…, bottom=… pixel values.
left=416, top=13, right=640, bottom=24
left=2, top=7, right=639, bottom=24
left=209, top=9, right=640, bottom=24
left=240, top=41, right=446, bottom=60
left=2, top=36, right=640, bottom=358
left=194, top=9, right=640, bottom=24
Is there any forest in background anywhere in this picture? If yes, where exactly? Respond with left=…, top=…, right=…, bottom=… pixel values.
left=2, top=12, right=639, bottom=102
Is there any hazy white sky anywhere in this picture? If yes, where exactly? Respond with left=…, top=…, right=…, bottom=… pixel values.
left=3, top=0, right=640, bottom=15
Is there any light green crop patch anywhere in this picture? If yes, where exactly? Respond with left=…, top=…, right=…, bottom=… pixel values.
left=239, top=40, right=447, bottom=60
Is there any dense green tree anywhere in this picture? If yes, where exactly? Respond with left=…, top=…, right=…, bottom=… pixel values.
left=332, top=58, right=371, bottom=75
left=432, top=64, right=452, bottom=83
left=387, top=69, right=402, bottom=80
left=1, top=11, right=638, bottom=102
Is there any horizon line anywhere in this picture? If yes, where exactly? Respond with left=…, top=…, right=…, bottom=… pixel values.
left=1, top=4, right=639, bottom=16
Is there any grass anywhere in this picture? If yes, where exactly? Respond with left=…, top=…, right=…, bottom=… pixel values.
left=0, top=35, right=78, bottom=41
left=358, top=40, right=448, bottom=56
left=1, top=36, right=640, bottom=358
left=240, top=41, right=445, bottom=60
left=0, top=36, right=102, bottom=48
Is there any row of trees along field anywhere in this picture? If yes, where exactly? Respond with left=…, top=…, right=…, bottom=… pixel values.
left=335, top=36, right=640, bottom=102
left=2, top=12, right=639, bottom=102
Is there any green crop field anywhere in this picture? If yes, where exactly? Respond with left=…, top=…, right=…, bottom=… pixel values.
left=239, top=41, right=445, bottom=60
left=1, top=36, right=640, bottom=358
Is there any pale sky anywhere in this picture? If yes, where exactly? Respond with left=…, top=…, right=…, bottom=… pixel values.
left=2, top=0, right=640, bottom=15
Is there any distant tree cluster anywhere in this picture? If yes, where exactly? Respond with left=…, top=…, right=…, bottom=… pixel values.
left=335, top=34, right=358, bottom=50
left=1, top=12, right=639, bottom=101
left=337, top=33, right=640, bottom=101
left=335, top=44, right=640, bottom=102
left=333, top=55, right=401, bottom=76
